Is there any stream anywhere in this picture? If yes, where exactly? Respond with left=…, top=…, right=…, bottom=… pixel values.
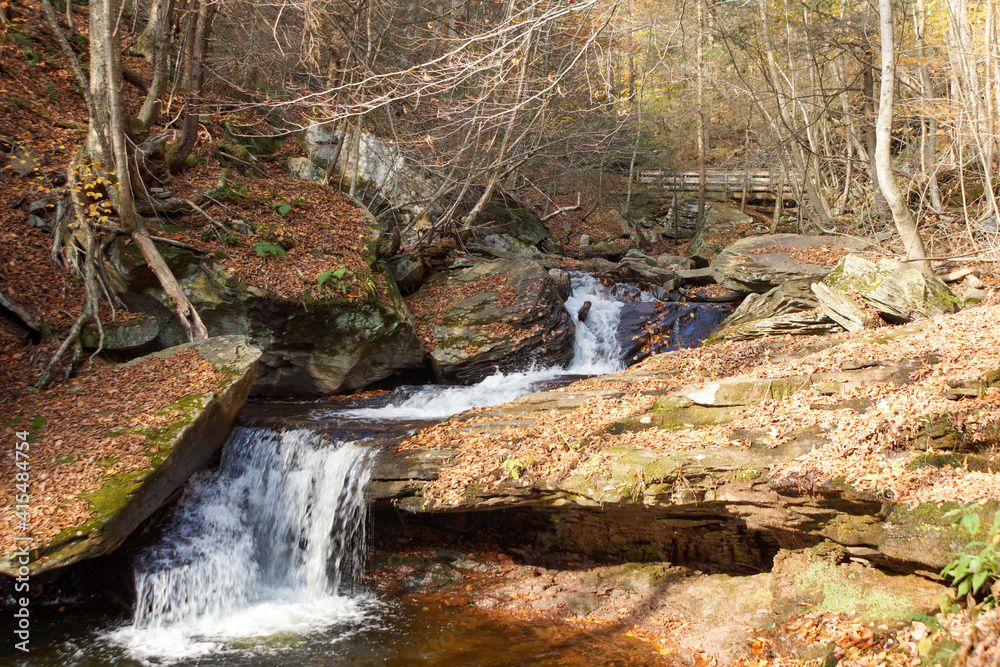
left=4, top=274, right=729, bottom=666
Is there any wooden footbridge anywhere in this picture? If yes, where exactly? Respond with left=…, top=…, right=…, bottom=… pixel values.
left=638, top=169, right=794, bottom=200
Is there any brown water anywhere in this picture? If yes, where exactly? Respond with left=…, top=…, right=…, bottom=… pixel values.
left=2, top=595, right=673, bottom=666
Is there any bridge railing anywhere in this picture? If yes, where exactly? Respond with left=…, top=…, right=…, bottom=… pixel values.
left=638, top=170, right=792, bottom=196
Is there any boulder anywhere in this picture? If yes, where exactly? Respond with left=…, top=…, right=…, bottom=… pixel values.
left=705, top=279, right=842, bottom=343
left=0, top=336, right=261, bottom=577
left=475, top=194, right=552, bottom=249
left=711, top=234, right=869, bottom=293
left=616, top=252, right=682, bottom=290
left=656, top=254, right=695, bottom=270
left=388, top=253, right=426, bottom=295
left=811, top=282, right=881, bottom=332
left=676, top=267, right=717, bottom=286
left=477, top=233, right=544, bottom=258
left=81, top=314, right=159, bottom=350
left=685, top=204, right=756, bottom=256
left=656, top=196, right=702, bottom=240
left=825, top=256, right=960, bottom=323
left=407, top=259, right=575, bottom=383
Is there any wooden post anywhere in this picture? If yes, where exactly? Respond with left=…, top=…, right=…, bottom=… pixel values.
left=740, top=171, right=750, bottom=213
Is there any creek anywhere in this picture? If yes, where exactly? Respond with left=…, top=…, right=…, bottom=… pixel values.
left=5, top=274, right=728, bottom=666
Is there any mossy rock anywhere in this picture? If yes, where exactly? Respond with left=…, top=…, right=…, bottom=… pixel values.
left=81, top=314, right=159, bottom=350
left=0, top=336, right=261, bottom=577
left=825, top=256, right=960, bottom=323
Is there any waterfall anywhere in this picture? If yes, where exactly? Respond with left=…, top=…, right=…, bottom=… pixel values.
left=111, top=428, right=375, bottom=661
left=564, top=272, right=626, bottom=375
left=111, top=270, right=633, bottom=661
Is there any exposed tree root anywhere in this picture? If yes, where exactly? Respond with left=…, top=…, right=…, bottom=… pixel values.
left=36, top=166, right=104, bottom=389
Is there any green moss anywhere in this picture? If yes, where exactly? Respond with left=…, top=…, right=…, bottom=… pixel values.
left=39, top=468, right=151, bottom=556
left=647, top=397, right=746, bottom=430
left=910, top=453, right=996, bottom=473
left=733, top=468, right=763, bottom=482
left=795, top=560, right=910, bottom=618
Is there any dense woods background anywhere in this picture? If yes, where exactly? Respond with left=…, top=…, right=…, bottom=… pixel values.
left=5, top=0, right=1000, bottom=381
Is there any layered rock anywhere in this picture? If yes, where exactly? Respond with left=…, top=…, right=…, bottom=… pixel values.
left=370, top=320, right=999, bottom=575
left=117, top=212, right=426, bottom=397
left=710, top=234, right=868, bottom=293
left=705, top=279, right=842, bottom=343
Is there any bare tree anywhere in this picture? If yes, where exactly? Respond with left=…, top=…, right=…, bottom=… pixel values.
left=875, top=0, right=930, bottom=272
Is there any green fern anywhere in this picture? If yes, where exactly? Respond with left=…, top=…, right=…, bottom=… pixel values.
left=253, top=241, right=286, bottom=261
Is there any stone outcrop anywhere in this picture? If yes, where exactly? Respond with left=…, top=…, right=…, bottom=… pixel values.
left=370, top=325, right=996, bottom=575
left=296, top=121, right=444, bottom=236
left=407, top=259, right=575, bottom=383
left=705, top=279, right=842, bottom=343
left=705, top=246, right=961, bottom=343
left=685, top=204, right=756, bottom=256
left=0, top=336, right=260, bottom=577
left=710, top=234, right=869, bottom=293
left=116, top=211, right=426, bottom=397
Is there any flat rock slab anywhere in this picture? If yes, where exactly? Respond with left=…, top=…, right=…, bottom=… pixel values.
left=1, top=336, right=261, bottom=577
left=711, top=234, right=869, bottom=293
left=81, top=314, right=159, bottom=350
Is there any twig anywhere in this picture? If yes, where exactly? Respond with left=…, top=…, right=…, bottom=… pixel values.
left=186, top=198, right=228, bottom=235
left=579, top=200, right=600, bottom=222
left=151, top=235, right=212, bottom=253
left=540, top=192, right=582, bottom=221
left=217, top=148, right=270, bottom=178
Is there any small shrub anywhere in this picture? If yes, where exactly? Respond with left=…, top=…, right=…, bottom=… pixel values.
left=317, top=267, right=349, bottom=296
left=941, top=509, right=1000, bottom=610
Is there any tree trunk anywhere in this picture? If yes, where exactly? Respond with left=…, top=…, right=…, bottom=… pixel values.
left=166, top=0, right=217, bottom=171
left=915, top=0, right=943, bottom=214
left=876, top=0, right=931, bottom=273
left=137, top=0, right=174, bottom=130
left=696, top=0, right=707, bottom=226
left=97, top=0, right=208, bottom=340
left=864, top=56, right=892, bottom=223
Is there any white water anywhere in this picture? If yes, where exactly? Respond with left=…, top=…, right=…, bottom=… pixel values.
left=110, top=428, right=375, bottom=662
left=564, top=272, right=626, bottom=374
left=316, top=271, right=628, bottom=422
left=111, top=271, right=630, bottom=662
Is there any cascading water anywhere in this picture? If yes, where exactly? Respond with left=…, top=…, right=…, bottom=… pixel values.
left=110, top=428, right=375, bottom=661
left=564, top=272, right=626, bottom=375
left=110, top=271, right=632, bottom=662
